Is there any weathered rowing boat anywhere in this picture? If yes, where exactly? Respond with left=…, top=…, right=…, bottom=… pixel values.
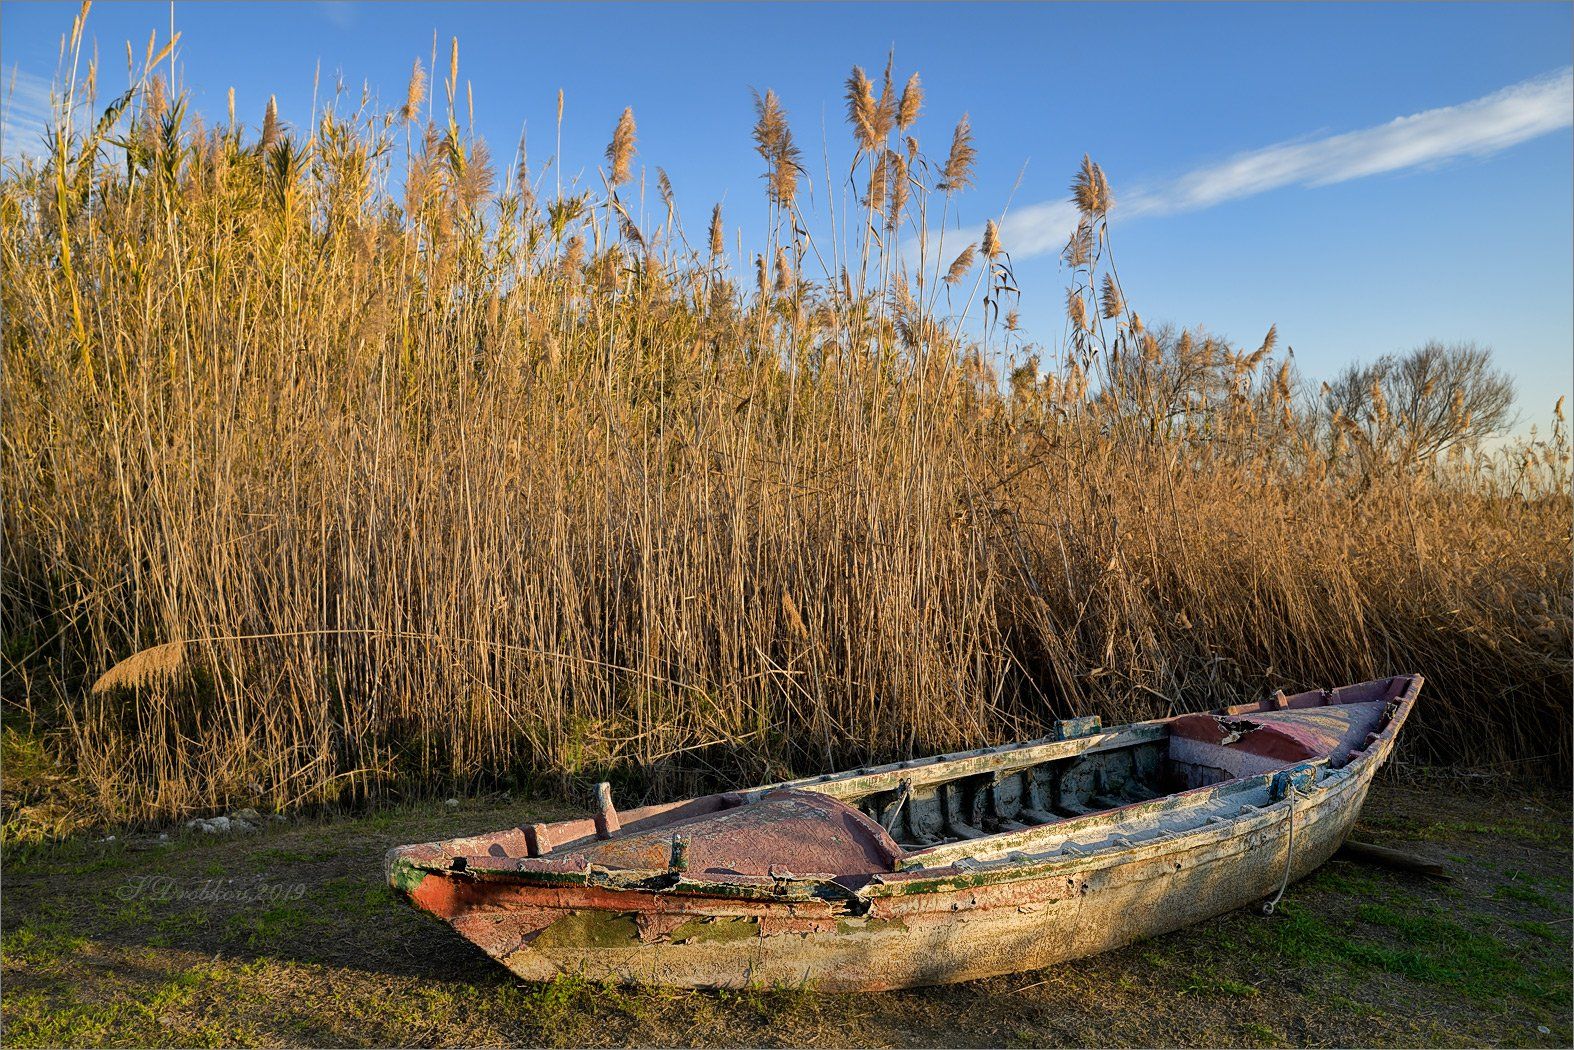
left=388, top=674, right=1420, bottom=990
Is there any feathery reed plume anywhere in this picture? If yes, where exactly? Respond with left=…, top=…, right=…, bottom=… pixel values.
left=457, top=140, right=495, bottom=209
left=560, top=233, right=584, bottom=280
left=657, top=167, right=676, bottom=220
left=872, top=55, right=897, bottom=144
left=448, top=37, right=459, bottom=97
left=1369, top=378, right=1389, bottom=424
left=1071, top=154, right=1112, bottom=217
left=606, top=107, right=636, bottom=187
left=708, top=203, right=725, bottom=258
left=751, top=88, right=785, bottom=156
left=1063, top=219, right=1093, bottom=268
left=844, top=66, right=879, bottom=152
left=889, top=272, right=914, bottom=313
left=886, top=150, right=909, bottom=231
left=260, top=94, right=279, bottom=151
left=981, top=219, right=1000, bottom=260
left=512, top=175, right=539, bottom=235
left=404, top=127, right=436, bottom=214
left=771, top=145, right=800, bottom=209
left=944, top=244, right=976, bottom=285
left=897, top=72, right=923, bottom=133
left=148, top=73, right=168, bottom=121
left=774, top=245, right=793, bottom=295
left=401, top=58, right=426, bottom=123
left=780, top=589, right=810, bottom=639
left=1099, top=274, right=1124, bottom=320
left=1066, top=287, right=1088, bottom=331
left=938, top=114, right=975, bottom=191
left=1274, top=358, right=1293, bottom=401
left=754, top=252, right=768, bottom=297
left=1072, top=156, right=1098, bottom=213
left=751, top=89, right=801, bottom=208
left=1142, top=331, right=1161, bottom=364
left=90, top=641, right=189, bottom=696
left=594, top=244, right=622, bottom=293
left=865, top=150, right=890, bottom=213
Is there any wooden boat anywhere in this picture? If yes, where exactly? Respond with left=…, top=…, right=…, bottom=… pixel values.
left=387, top=674, right=1420, bottom=990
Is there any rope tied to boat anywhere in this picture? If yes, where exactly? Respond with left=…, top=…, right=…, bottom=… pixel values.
left=1259, top=781, right=1297, bottom=916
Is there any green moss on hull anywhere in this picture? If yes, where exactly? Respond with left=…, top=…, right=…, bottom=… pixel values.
left=533, top=911, right=642, bottom=950
left=385, top=857, right=430, bottom=897
left=671, top=916, right=761, bottom=944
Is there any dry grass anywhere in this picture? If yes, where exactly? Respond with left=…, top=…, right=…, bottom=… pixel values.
left=2, top=15, right=1569, bottom=828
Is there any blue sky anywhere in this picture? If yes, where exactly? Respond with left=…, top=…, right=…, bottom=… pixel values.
left=4, top=1, right=1571, bottom=420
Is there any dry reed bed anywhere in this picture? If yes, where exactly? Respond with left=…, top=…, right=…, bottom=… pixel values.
left=2, top=17, right=1569, bottom=826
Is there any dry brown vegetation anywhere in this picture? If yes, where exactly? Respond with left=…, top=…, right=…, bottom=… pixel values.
left=2, top=12, right=1569, bottom=830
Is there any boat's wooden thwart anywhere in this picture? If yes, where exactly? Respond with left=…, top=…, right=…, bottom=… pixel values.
left=387, top=675, right=1421, bottom=990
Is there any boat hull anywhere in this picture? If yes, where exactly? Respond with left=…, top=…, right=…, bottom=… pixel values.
left=395, top=729, right=1395, bottom=990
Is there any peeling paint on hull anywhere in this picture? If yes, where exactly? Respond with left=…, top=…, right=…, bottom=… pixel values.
left=389, top=676, right=1419, bottom=990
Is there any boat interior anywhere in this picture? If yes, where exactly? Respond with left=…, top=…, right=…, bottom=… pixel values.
left=758, top=677, right=1405, bottom=853
left=413, top=676, right=1415, bottom=880
left=841, top=691, right=1390, bottom=852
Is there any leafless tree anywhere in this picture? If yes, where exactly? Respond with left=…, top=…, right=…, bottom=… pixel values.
left=1320, top=341, right=1516, bottom=473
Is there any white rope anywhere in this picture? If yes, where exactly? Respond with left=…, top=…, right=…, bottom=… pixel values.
left=1259, top=782, right=1297, bottom=916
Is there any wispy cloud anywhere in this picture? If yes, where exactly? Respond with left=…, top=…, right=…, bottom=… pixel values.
left=1, top=66, right=55, bottom=161
left=1127, top=67, right=1573, bottom=216
left=317, top=2, right=358, bottom=30
left=987, top=67, right=1574, bottom=261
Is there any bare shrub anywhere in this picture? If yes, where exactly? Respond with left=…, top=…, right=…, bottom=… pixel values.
left=1320, top=341, right=1518, bottom=479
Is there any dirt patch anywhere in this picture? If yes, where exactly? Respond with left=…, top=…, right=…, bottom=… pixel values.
left=2, top=776, right=1568, bottom=1048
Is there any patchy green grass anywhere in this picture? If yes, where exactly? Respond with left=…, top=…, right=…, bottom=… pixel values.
left=1495, top=883, right=1559, bottom=909
left=229, top=904, right=314, bottom=950
left=1364, top=811, right=1569, bottom=851
left=1177, top=970, right=1260, bottom=998
left=1241, top=1022, right=1284, bottom=1048
left=1, top=779, right=1568, bottom=1048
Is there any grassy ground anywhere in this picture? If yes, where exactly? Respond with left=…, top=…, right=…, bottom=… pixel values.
left=2, top=776, right=1568, bottom=1048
